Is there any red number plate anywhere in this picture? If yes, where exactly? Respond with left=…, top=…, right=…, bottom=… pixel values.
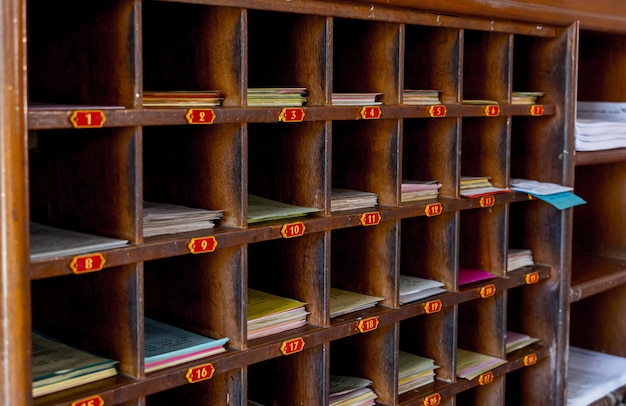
left=279, top=108, right=305, bottom=122
left=70, top=253, right=105, bottom=274
left=72, top=395, right=105, bottom=406
left=424, top=300, right=443, bottom=314
left=479, top=284, right=496, bottom=298
left=428, top=105, right=447, bottom=117
left=360, top=212, right=380, bottom=226
left=280, top=337, right=305, bottom=355
left=525, top=272, right=540, bottom=284
left=188, top=236, right=218, bottom=254
left=186, top=108, right=216, bottom=124
left=478, top=371, right=494, bottom=385
left=356, top=316, right=379, bottom=333
left=479, top=195, right=495, bottom=207
left=360, top=106, right=381, bottom=119
left=484, top=105, right=500, bottom=117
left=69, top=110, right=106, bottom=128
left=425, top=203, right=443, bottom=217
left=523, top=353, right=538, bottom=366
left=281, top=222, right=306, bottom=238
left=186, top=363, right=215, bottom=383
left=422, top=393, right=441, bottom=406
left=530, top=104, right=544, bottom=116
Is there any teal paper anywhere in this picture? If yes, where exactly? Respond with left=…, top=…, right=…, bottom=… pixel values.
left=531, top=191, right=586, bottom=210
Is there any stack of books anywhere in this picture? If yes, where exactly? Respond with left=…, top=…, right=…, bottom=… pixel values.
left=399, top=275, right=446, bottom=305
left=143, top=90, right=223, bottom=107
left=505, top=331, right=539, bottom=354
left=506, top=248, right=535, bottom=272
left=398, top=351, right=439, bottom=394
left=143, top=201, right=224, bottom=237
left=401, top=180, right=442, bottom=203
left=329, top=375, right=378, bottom=406
left=456, top=348, right=507, bottom=380
left=329, top=288, right=384, bottom=318
left=332, top=93, right=382, bottom=106
left=331, top=188, right=378, bottom=212
left=575, top=101, right=626, bottom=151
left=567, top=346, right=626, bottom=406
left=511, top=91, right=544, bottom=105
left=30, top=222, right=129, bottom=261
left=460, top=176, right=512, bottom=198
left=247, top=289, right=308, bottom=340
left=32, top=331, right=118, bottom=397
left=247, top=87, right=307, bottom=106
left=247, top=194, right=320, bottom=224
left=403, top=89, right=441, bottom=105
left=144, top=318, right=228, bottom=373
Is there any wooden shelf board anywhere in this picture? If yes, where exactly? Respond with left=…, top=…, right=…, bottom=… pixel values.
left=570, top=254, right=626, bottom=302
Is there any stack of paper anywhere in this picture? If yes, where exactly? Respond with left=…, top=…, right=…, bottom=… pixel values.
left=403, top=89, right=441, bottom=105
left=329, top=288, right=384, bottom=318
left=144, top=318, right=228, bottom=373
left=567, top=346, right=626, bottom=406
left=247, top=289, right=308, bottom=340
left=401, top=180, right=442, bottom=203
left=143, top=90, right=223, bottom=107
left=460, top=176, right=512, bottom=198
left=507, top=248, right=535, bottom=272
left=398, top=351, right=440, bottom=394
left=32, top=332, right=118, bottom=397
left=30, top=222, right=129, bottom=260
left=461, top=99, right=498, bottom=105
left=505, top=331, right=539, bottom=354
left=247, top=194, right=320, bottom=224
left=511, top=91, right=545, bottom=105
left=329, top=375, right=378, bottom=406
left=247, top=87, right=307, bottom=106
left=399, top=275, right=446, bottom=305
left=143, top=201, right=224, bottom=237
left=510, top=178, right=586, bottom=210
left=331, top=188, right=378, bottom=212
left=575, top=101, right=626, bottom=151
left=458, top=267, right=496, bottom=286
left=456, top=348, right=507, bottom=380
left=332, top=93, right=382, bottom=106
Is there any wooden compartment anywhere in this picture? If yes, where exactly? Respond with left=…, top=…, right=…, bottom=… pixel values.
left=329, top=325, right=398, bottom=405
left=248, top=9, right=329, bottom=105
left=459, top=207, right=507, bottom=278
left=142, top=2, right=244, bottom=106
left=27, top=0, right=138, bottom=107
left=332, top=119, right=400, bottom=207
left=143, top=124, right=246, bottom=228
left=462, top=30, right=511, bottom=104
left=29, top=128, right=140, bottom=243
left=400, top=214, right=457, bottom=294
left=402, top=118, right=460, bottom=199
left=248, top=344, right=327, bottom=405
left=248, top=234, right=327, bottom=328
left=332, top=17, right=401, bottom=104
left=456, top=293, right=507, bottom=404
left=404, top=25, right=462, bottom=104
left=398, top=307, right=456, bottom=404
left=248, top=121, right=327, bottom=213
left=330, top=222, right=398, bottom=310
left=32, top=265, right=142, bottom=391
